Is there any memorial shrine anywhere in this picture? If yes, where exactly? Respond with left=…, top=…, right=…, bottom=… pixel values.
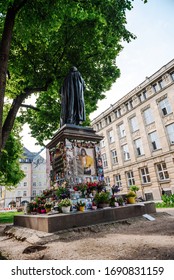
left=14, top=67, right=156, bottom=232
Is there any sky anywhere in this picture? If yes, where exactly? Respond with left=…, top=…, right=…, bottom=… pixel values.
left=21, top=0, right=174, bottom=152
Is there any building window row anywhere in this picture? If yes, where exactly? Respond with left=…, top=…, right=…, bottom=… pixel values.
left=95, top=73, right=174, bottom=132
left=101, top=96, right=172, bottom=145
left=101, top=121, right=174, bottom=164
left=17, top=191, right=27, bottom=197
left=32, top=190, right=43, bottom=197
left=113, top=161, right=169, bottom=188
left=33, top=182, right=43, bottom=186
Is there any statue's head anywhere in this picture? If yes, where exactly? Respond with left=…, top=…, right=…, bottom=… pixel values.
left=70, top=66, right=78, bottom=72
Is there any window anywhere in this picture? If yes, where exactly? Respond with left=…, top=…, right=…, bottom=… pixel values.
left=23, top=191, right=27, bottom=197
left=166, top=123, right=174, bottom=144
left=96, top=122, right=102, bottom=131
left=170, top=71, right=174, bottom=81
left=159, top=98, right=172, bottom=116
left=115, top=108, right=121, bottom=118
left=108, top=130, right=114, bottom=143
left=101, top=153, right=108, bottom=168
left=108, top=115, right=112, bottom=123
left=100, top=139, right=105, bottom=148
left=143, top=108, right=154, bottom=125
left=138, top=90, right=147, bottom=102
left=17, top=191, right=21, bottom=197
left=158, top=79, right=164, bottom=89
left=32, top=190, right=36, bottom=196
left=149, top=131, right=161, bottom=151
left=105, top=176, right=110, bottom=186
left=118, top=123, right=126, bottom=138
left=114, top=174, right=122, bottom=188
left=152, top=83, right=158, bottom=93
left=33, top=182, right=36, bottom=187
left=130, top=116, right=139, bottom=132
left=140, top=167, right=151, bottom=184
left=156, top=162, right=169, bottom=180
left=126, top=171, right=135, bottom=187
left=134, top=138, right=144, bottom=156
left=125, top=100, right=133, bottom=111
left=23, top=182, right=27, bottom=187
left=39, top=182, right=42, bottom=186
left=105, top=116, right=112, bottom=125
left=122, top=144, right=130, bottom=161
left=145, top=193, right=154, bottom=201
left=111, top=150, right=118, bottom=164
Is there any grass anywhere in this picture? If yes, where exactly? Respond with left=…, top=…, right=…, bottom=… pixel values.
left=0, top=211, right=24, bottom=224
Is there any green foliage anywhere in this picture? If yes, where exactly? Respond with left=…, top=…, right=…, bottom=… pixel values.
left=56, top=186, right=70, bottom=199
left=126, top=191, right=136, bottom=198
left=59, top=198, right=72, bottom=207
left=0, top=0, right=148, bottom=186
left=130, top=185, right=139, bottom=193
left=0, top=211, right=24, bottom=224
left=94, top=191, right=110, bottom=204
left=77, top=200, right=86, bottom=208
left=0, top=133, right=25, bottom=188
left=1, top=0, right=140, bottom=146
left=156, top=194, right=174, bottom=208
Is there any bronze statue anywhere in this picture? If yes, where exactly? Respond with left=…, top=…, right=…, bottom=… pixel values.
left=60, top=66, right=86, bottom=126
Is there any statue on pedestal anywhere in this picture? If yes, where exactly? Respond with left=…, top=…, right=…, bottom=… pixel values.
left=60, top=66, right=86, bottom=126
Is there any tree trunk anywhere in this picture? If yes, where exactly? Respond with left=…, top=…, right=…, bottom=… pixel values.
left=0, top=7, right=16, bottom=150
left=0, top=0, right=28, bottom=152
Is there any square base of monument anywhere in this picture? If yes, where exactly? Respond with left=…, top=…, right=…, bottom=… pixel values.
left=14, top=202, right=156, bottom=233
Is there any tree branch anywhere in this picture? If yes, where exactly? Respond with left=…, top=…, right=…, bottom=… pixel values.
left=13, top=0, right=29, bottom=13
left=21, top=104, right=40, bottom=111
left=2, top=80, right=52, bottom=149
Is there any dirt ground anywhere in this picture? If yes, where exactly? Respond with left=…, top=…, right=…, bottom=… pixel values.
left=0, top=208, right=174, bottom=260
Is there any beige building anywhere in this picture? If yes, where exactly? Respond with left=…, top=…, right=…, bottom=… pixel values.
left=91, top=59, right=174, bottom=201
left=0, top=148, right=50, bottom=208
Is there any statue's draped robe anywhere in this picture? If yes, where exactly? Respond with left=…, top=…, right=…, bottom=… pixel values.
left=60, top=68, right=86, bottom=126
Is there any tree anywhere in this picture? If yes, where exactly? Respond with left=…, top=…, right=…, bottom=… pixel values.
left=0, top=132, right=25, bottom=188
left=0, top=0, right=147, bottom=186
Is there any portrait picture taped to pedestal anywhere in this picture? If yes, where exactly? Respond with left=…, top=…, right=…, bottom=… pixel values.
left=96, top=157, right=104, bottom=181
left=75, top=147, right=96, bottom=176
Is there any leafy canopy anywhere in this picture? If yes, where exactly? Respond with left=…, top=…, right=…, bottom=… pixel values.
left=0, top=133, right=25, bottom=188
left=0, top=0, right=147, bottom=187
left=1, top=0, right=141, bottom=146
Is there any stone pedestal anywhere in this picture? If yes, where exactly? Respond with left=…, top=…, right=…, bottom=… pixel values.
left=14, top=202, right=156, bottom=233
left=46, top=124, right=103, bottom=185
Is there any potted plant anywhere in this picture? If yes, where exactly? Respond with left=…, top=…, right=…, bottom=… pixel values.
left=56, top=186, right=70, bottom=199
left=74, top=183, right=87, bottom=198
left=77, top=200, right=86, bottom=212
left=94, top=191, right=111, bottom=208
left=117, top=196, right=124, bottom=206
left=59, top=198, right=72, bottom=213
left=28, top=201, right=38, bottom=214
left=126, top=190, right=136, bottom=204
left=44, top=201, right=52, bottom=213
left=130, top=185, right=139, bottom=193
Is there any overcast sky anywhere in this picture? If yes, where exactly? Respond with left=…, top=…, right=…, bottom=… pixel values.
left=21, top=0, right=174, bottom=152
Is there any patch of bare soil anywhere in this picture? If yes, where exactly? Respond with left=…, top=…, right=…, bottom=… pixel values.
left=0, top=211, right=174, bottom=260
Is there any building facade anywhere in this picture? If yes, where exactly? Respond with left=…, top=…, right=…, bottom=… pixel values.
left=91, top=59, right=174, bottom=200
left=1, top=147, right=50, bottom=208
